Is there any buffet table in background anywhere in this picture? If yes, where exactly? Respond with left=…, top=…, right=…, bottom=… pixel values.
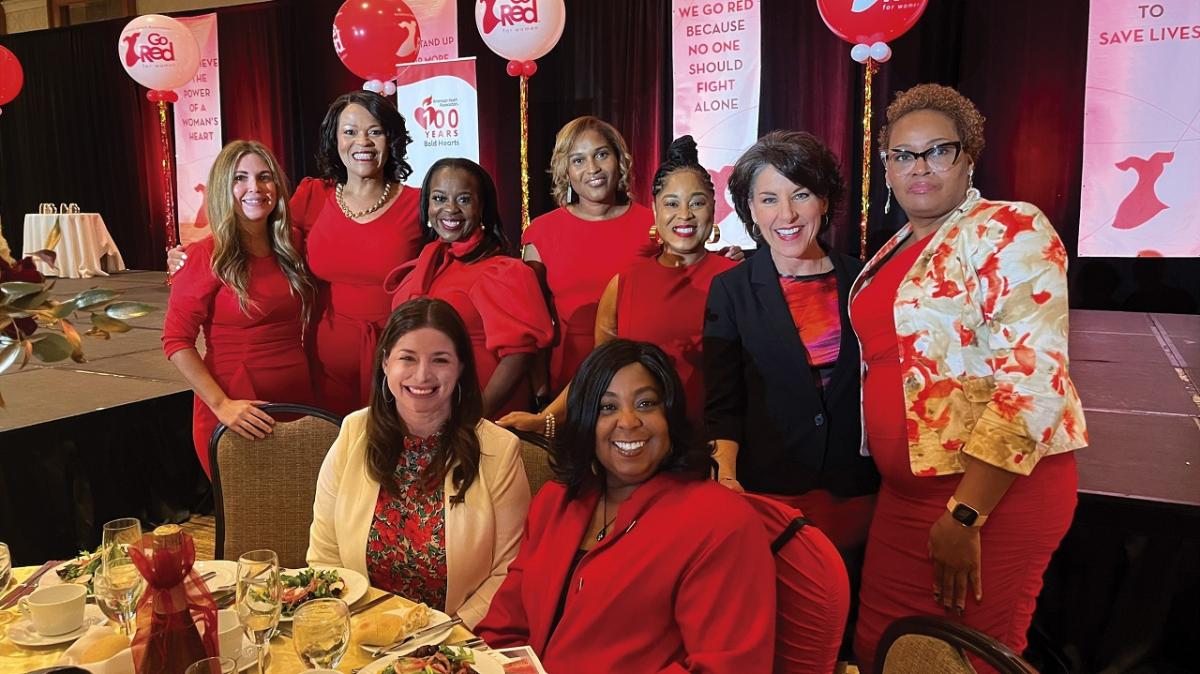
left=22, top=213, right=126, bottom=279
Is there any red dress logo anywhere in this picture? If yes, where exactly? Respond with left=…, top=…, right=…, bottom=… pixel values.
left=1112, top=151, right=1174, bottom=230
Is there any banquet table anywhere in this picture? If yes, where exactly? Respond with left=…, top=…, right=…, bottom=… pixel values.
left=22, top=213, right=127, bottom=279
left=0, top=566, right=475, bottom=674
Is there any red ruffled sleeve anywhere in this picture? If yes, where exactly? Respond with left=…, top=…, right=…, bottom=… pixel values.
left=290, top=177, right=330, bottom=234
left=162, top=238, right=221, bottom=360
left=473, top=257, right=554, bottom=359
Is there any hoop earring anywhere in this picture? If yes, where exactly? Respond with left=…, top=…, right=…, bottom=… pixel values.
left=708, top=223, right=721, bottom=245
left=455, top=383, right=462, bottom=406
left=750, top=222, right=761, bottom=240
left=381, top=378, right=395, bottom=403
left=884, top=184, right=892, bottom=215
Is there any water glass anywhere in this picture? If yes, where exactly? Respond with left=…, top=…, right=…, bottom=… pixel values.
left=292, top=598, right=350, bottom=669
left=237, top=550, right=281, bottom=674
left=0, top=542, right=11, bottom=589
left=98, top=518, right=144, bottom=636
left=184, top=656, right=238, bottom=674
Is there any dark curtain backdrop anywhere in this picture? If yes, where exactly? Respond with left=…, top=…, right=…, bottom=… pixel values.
left=0, top=0, right=1195, bottom=311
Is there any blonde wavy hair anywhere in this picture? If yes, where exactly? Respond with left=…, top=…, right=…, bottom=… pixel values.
left=548, top=116, right=635, bottom=206
left=206, top=140, right=313, bottom=324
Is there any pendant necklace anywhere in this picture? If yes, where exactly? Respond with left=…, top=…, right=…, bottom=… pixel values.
left=596, top=489, right=618, bottom=542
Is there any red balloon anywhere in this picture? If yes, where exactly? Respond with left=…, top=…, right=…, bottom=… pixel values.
left=506, top=59, right=523, bottom=77
left=816, top=0, right=928, bottom=45
left=332, top=0, right=422, bottom=82
left=0, top=45, right=25, bottom=107
left=522, top=60, right=538, bottom=78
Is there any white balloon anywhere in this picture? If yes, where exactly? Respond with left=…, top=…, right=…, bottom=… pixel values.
left=850, top=43, right=871, bottom=64
left=475, top=0, right=566, bottom=62
left=363, top=79, right=384, bottom=93
left=117, top=14, right=200, bottom=92
left=383, top=81, right=397, bottom=96
left=869, top=41, right=892, bottom=63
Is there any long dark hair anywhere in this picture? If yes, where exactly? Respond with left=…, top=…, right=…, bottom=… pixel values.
left=418, top=157, right=512, bottom=259
left=367, top=298, right=483, bottom=504
left=551, top=339, right=714, bottom=499
left=317, top=91, right=414, bottom=184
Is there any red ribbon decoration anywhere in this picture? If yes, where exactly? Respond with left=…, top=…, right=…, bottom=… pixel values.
left=126, top=532, right=218, bottom=672
left=154, top=98, right=180, bottom=250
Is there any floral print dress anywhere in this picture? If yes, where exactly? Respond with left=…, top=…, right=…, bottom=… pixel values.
left=365, top=432, right=448, bottom=609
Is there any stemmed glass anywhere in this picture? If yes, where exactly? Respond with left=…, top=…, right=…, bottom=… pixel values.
left=0, top=542, right=11, bottom=590
left=292, top=598, right=351, bottom=669
left=236, top=550, right=281, bottom=674
left=96, top=518, right=145, bottom=636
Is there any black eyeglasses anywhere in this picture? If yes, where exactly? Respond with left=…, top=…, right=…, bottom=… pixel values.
left=880, top=141, right=963, bottom=174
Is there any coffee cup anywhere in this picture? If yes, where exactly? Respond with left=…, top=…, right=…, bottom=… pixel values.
left=18, top=584, right=87, bottom=635
left=217, top=608, right=242, bottom=659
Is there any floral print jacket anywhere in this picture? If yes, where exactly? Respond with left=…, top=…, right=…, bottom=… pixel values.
left=851, top=189, right=1087, bottom=476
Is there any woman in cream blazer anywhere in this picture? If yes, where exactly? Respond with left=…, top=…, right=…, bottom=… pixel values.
left=307, top=298, right=530, bottom=629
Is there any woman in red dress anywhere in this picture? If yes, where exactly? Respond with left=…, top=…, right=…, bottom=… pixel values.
left=385, top=158, right=553, bottom=418
left=851, top=85, right=1085, bottom=671
left=162, top=140, right=316, bottom=476
left=500, top=136, right=735, bottom=433
left=520, top=116, right=657, bottom=396
left=170, top=92, right=424, bottom=417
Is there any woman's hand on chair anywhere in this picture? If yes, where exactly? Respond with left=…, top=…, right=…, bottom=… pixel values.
left=719, top=245, right=745, bottom=261
left=215, top=398, right=274, bottom=439
left=717, top=474, right=745, bottom=493
left=496, top=411, right=547, bottom=434
left=928, top=511, right=982, bottom=615
left=167, top=245, right=186, bottom=273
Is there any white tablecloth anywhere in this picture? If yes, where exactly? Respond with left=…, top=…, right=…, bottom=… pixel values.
left=22, top=213, right=127, bottom=279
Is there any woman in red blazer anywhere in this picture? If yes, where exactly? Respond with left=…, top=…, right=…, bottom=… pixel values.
left=476, top=339, right=776, bottom=674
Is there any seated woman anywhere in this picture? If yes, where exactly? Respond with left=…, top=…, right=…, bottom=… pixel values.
left=162, top=140, right=315, bottom=477
left=386, top=158, right=553, bottom=418
left=307, top=298, right=531, bottom=629
left=476, top=339, right=776, bottom=674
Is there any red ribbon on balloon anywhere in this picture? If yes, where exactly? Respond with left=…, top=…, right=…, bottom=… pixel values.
left=817, top=0, right=928, bottom=259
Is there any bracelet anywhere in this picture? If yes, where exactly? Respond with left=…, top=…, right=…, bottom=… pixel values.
left=542, top=412, right=556, bottom=440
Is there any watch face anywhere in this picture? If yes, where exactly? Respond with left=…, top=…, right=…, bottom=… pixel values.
left=952, top=503, right=978, bottom=527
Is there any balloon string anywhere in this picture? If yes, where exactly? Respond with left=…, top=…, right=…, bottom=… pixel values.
left=859, top=58, right=878, bottom=261
left=158, top=99, right=179, bottom=251
left=519, top=74, right=530, bottom=231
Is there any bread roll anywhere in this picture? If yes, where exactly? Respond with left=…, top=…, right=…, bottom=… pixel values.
left=79, top=632, right=131, bottom=663
left=356, top=603, right=432, bottom=645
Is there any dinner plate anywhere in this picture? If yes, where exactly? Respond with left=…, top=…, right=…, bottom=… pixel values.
left=357, top=647, right=506, bottom=674
left=8, top=604, right=108, bottom=647
left=37, top=560, right=95, bottom=595
left=279, top=566, right=368, bottom=621
left=194, top=559, right=237, bottom=590
left=358, top=607, right=454, bottom=657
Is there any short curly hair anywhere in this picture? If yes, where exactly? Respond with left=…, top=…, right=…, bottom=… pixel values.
left=317, top=91, right=414, bottom=185
left=728, top=130, right=844, bottom=244
left=879, top=84, right=986, bottom=161
left=548, top=116, right=635, bottom=206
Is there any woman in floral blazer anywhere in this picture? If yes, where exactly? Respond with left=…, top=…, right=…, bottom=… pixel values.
left=850, top=84, right=1086, bottom=672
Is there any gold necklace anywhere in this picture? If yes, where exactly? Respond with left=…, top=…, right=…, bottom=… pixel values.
left=336, top=181, right=392, bottom=219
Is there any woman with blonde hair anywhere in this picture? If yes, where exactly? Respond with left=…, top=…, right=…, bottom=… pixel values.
left=163, top=139, right=316, bottom=476
left=520, top=116, right=657, bottom=397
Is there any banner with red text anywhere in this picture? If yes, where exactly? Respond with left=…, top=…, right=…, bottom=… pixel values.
left=672, top=0, right=760, bottom=249
left=395, top=58, right=479, bottom=185
left=174, top=13, right=222, bottom=246
left=1079, top=0, right=1200, bottom=257
left=409, top=0, right=458, bottom=61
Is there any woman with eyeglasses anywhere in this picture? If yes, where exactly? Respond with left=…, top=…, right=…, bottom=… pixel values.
left=850, top=84, right=1086, bottom=672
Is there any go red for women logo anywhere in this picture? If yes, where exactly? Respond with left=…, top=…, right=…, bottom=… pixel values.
left=479, top=0, right=541, bottom=34
left=122, top=31, right=179, bottom=66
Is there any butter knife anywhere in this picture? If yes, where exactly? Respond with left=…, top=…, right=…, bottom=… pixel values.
left=0, top=560, right=61, bottom=609
left=369, top=616, right=463, bottom=657
left=350, top=592, right=396, bottom=616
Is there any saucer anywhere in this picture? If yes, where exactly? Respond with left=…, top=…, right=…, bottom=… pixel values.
left=233, top=637, right=270, bottom=673
left=9, top=604, right=108, bottom=647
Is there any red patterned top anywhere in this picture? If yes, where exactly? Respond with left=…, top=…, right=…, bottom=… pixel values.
left=779, top=270, right=841, bottom=391
left=366, top=432, right=448, bottom=608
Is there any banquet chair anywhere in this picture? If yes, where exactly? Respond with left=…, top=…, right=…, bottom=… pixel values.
left=208, top=403, right=342, bottom=568
left=513, top=430, right=554, bottom=495
left=874, top=615, right=1041, bottom=674
left=742, top=493, right=850, bottom=674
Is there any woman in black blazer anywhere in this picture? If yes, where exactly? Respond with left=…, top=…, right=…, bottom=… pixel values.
left=703, top=130, right=879, bottom=554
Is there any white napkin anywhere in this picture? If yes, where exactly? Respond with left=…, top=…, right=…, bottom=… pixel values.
left=56, top=625, right=134, bottom=674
